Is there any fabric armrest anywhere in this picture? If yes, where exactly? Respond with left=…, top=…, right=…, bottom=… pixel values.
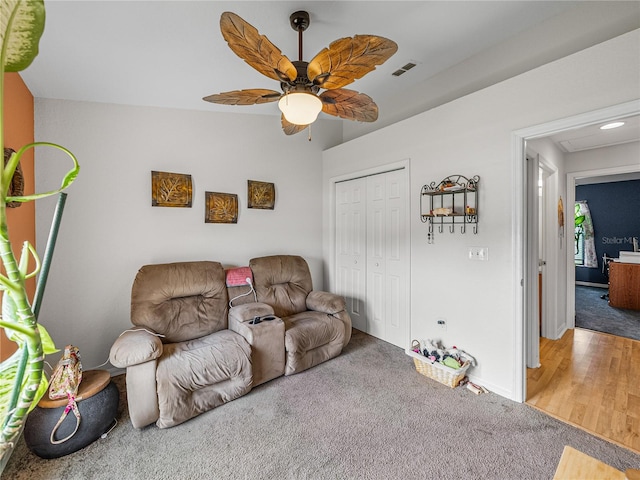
left=306, top=291, right=346, bottom=314
left=124, top=360, right=160, bottom=428
left=109, top=327, right=163, bottom=368
left=229, top=302, right=274, bottom=324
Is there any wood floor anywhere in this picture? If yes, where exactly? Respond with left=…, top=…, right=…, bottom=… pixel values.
left=526, top=328, right=640, bottom=454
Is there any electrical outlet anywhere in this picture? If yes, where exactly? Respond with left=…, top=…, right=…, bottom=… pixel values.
left=469, top=246, right=489, bottom=261
left=436, top=318, right=446, bottom=330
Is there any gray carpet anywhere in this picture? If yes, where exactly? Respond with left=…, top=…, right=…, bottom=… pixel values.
left=4, top=330, right=639, bottom=479
left=575, top=285, right=640, bottom=341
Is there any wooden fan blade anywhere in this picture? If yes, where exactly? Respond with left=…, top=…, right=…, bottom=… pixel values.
left=320, top=89, right=378, bottom=122
left=281, top=115, right=308, bottom=135
left=203, top=89, right=281, bottom=105
left=220, top=12, right=297, bottom=83
left=308, top=35, right=398, bottom=89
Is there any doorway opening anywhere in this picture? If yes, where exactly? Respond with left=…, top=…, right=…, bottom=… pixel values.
left=514, top=100, right=640, bottom=452
left=512, top=99, right=640, bottom=403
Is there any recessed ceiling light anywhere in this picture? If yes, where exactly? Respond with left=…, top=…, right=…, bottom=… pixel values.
left=600, top=122, right=625, bottom=130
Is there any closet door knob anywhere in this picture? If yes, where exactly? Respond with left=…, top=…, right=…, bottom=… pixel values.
left=375, top=262, right=380, bottom=267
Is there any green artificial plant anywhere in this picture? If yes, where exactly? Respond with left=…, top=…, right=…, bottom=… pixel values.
left=0, top=0, right=79, bottom=466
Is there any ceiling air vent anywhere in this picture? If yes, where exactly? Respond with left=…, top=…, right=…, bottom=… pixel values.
left=392, top=62, right=417, bottom=77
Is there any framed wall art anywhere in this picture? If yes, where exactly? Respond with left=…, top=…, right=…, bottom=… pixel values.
left=205, top=192, right=238, bottom=224
left=151, top=171, right=192, bottom=207
left=247, top=180, right=275, bottom=210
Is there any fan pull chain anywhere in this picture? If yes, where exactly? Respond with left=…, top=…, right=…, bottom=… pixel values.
left=308, top=124, right=312, bottom=142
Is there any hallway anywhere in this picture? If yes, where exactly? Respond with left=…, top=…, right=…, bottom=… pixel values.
left=526, top=328, right=640, bottom=453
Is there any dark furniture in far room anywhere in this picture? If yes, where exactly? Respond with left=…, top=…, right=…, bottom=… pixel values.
left=608, top=262, right=640, bottom=310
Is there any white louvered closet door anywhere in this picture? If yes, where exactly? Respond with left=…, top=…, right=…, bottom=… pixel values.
left=336, top=177, right=367, bottom=331
left=335, top=168, right=408, bottom=348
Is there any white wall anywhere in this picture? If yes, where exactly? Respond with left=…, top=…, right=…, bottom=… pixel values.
left=565, top=140, right=640, bottom=174
left=323, top=30, right=640, bottom=399
left=34, top=100, right=341, bottom=371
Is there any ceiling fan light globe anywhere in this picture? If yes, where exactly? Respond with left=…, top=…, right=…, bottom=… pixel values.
left=278, top=92, right=322, bottom=125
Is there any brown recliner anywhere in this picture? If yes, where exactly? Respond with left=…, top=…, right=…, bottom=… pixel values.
left=249, top=255, right=351, bottom=375
left=109, top=261, right=252, bottom=429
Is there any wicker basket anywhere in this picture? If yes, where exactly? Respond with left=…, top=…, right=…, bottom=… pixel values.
left=406, top=340, right=470, bottom=388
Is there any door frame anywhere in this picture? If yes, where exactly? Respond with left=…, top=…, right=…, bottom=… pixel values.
left=512, top=99, right=640, bottom=403
left=522, top=151, right=559, bottom=368
left=566, top=163, right=640, bottom=324
left=538, top=158, right=557, bottom=340
left=328, top=158, right=411, bottom=347
left=524, top=152, right=541, bottom=369
left=525, top=151, right=560, bottom=342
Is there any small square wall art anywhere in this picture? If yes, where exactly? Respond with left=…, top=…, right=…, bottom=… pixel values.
left=247, top=180, right=275, bottom=210
left=205, top=192, right=238, bottom=224
left=151, top=171, right=192, bottom=207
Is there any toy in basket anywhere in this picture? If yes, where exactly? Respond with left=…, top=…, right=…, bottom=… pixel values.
left=406, top=339, right=476, bottom=388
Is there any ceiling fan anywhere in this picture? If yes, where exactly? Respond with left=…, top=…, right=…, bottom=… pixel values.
left=203, top=11, right=398, bottom=136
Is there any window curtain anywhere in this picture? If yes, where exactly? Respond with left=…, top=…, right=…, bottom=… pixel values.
left=576, top=201, right=597, bottom=268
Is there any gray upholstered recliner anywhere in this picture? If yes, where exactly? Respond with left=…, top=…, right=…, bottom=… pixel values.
left=109, top=261, right=252, bottom=429
left=248, top=255, right=351, bottom=375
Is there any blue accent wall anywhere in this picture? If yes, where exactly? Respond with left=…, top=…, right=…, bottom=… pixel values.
left=575, top=179, right=640, bottom=284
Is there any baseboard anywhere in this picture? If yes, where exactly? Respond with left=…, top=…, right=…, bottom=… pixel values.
left=467, top=374, right=513, bottom=400
left=553, top=326, right=568, bottom=341
left=575, top=281, right=608, bottom=289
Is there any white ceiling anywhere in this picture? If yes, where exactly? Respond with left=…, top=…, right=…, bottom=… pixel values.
left=18, top=1, right=640, bottom=151
left=550, top=115, right=640, bottom=153
left=21, top=1, right=584, bottom=116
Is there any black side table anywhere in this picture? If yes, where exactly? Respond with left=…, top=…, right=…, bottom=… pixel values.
left=24, top=370, right=119, bottom=459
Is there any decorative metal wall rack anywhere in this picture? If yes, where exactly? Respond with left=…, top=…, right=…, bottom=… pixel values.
left=421, top=175, right=479, bottom=243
